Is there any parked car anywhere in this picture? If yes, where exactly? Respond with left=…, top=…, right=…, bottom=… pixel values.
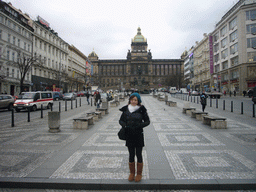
left=63, top=93, right=76, bottom=100
left=191, top=91, right=199, bottom=96
left=77, top=91, right=85, bottom=97
left=0, top=94, right=15, bottom=111
left=53, top=91, right=63, bottom=101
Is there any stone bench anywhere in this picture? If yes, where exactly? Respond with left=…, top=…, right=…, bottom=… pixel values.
left=182, top=107, right=196, bottom=115
left=96, top=108, right=108, bottom=115
left=166, top=101, right=177, bottom=107
left=119, top=98, right=125, bottom=102
left=73, top=116, right=94, bottom=129
left=191, top=111, right=208, bottom=121
left=87, top=112, right=100, bottom=121
left=158, top=97, right=165, bottom=101
left=110, top=101, right=117, bottom=107
left=203, top=116, right=227, bottom=129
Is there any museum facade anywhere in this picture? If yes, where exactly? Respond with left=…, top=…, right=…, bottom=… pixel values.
left=88, top=27, right=184, bottom=91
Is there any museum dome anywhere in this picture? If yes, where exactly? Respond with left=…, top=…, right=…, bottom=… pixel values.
left=132, top=27, right=147, bottom=43
left=88, top=49, right=98, bottom=57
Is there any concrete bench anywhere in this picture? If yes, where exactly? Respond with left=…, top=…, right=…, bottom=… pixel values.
left=191, top=111, right=208, bottom=121
left=158, top=97, right=165, bottom=101
left=203, top=116, right=227, bottom=129
left=110, top=101, right=117, bottom=107
left=166, top=101, right=177, bottom=107
left=182, top=107, right=196, bottom=115
left=73, top=116, right=94, bottom=129
left=96, top=108, right=108, bottom=115
left=119, top=98, right=125, bottom=102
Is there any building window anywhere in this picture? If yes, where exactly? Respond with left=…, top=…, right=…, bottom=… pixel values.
left=28, top=44, right=30, bottom=52
left=40, top=41, right=42, bottom=49
left=229, top=17, right=237, bottom=30
left=230, top=30, right=238, bottom=42
left=7, top=50, right=10, bottom=60
left=214, top=54, right=219, bottom=63
left=248, top=52, right=256, bottom=62
left=231, top=56, right=239, bottom=66
left=12, top=52, right=15, bottom=61
left=246, top=9, right=256, bottom=21
left=247, top=37, right=256, bottom=48
left=221, top=49, right=228, bottom=59
left=230, top=70, right=239, bottom=79
left=213, top=33, right=219, bottom=42
left=221, top=37, right=227, bottom=48
left=214, top=43, right=219, bottom=52
left=12, top=69, right=14, bottom=78
left=17, top=69, right=19, bottom=79
left=8, top=34, right=11, bottom=42
left=246, top=24, right=256, bottom=34
left=223, top=73, right=229, bottom=81
left=214, top=64, right=220, bottom=73
left=0, top=30, right=2, bottom=39
left=222, top=61, right=228, bottom=70
left=230, top=43, right=238, bottom=54
left=44, top=43, right=47, bottom=51
left=220, top=25, right=227, bottom=37
left=24, top=42, right=26, bottom=50
left=12, top=36, right=15, bottom=45
left=6, top=68, right=9, bottom=77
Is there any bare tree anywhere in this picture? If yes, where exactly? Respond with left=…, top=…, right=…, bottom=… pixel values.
left=16, top=52, right=42, bottom=93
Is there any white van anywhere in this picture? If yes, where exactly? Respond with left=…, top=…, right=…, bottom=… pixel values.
left=14, top=91, right=53, bottom=112
left=169, top=87, right=177, bottom=94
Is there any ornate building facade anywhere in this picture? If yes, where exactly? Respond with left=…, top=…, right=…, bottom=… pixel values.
left=88, top=27, right=183, bottom=91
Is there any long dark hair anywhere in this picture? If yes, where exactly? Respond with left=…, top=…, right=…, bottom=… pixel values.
left=128, top=95, right=141, bottom=106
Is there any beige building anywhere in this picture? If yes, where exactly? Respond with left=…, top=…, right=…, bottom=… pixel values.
left=193, top=34, right=211, bottom=92
left=210, top=0, right=256, bottom=94
left=68, top=45, right=90, bottom=92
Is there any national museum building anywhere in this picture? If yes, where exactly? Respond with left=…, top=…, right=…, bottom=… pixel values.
left=88, top=27, right=183, bottom=91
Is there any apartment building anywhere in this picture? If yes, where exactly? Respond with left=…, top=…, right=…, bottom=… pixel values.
left=0, top=1, right=33, bottom=95
left=183, top=47, right=194, bottom=90
left=210, top=0, right=256, bottom=94
left=32, top=16, right=69, bottom=92
left=68, top=45, right=89, bottom=92
left=193, top=34, right=211, bottom=92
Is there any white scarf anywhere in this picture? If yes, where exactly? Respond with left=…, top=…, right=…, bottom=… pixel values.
left=128, top=104, right=140, bottom=113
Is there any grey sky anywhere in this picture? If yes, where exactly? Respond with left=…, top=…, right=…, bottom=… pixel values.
left=8, top=0, right=237, bottom=59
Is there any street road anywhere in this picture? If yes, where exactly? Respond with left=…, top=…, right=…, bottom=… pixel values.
left=0, top=97, right=92, bottom=128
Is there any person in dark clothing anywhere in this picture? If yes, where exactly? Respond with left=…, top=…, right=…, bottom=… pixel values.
left=119, top=92, right=150, bottom=182
left=94, top=91, right=101, bottom=108
left=200, top=92, right=208, bottom=112
left=86, top=92, right=90, bottom=105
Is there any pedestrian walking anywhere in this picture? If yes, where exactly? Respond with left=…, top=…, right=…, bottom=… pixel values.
left=243, top=90, right=246, bottom=97
left=230, top=91, right=232, bottom=97
left=234, top=90, right=236, bottom=97
left=94, top=91, right=101, bottom=108
left=86, top=91, right=90, bottom=105
left=119, top=92, right=150, bottom=182
left=200, top=92, right=208, bottom=112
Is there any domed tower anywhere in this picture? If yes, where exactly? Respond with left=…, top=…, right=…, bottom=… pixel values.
left=131, top=27, right=148, bottom=54
left=88, top=49, right=99, bottom=61
left=88, top=49, right=99, bottom=85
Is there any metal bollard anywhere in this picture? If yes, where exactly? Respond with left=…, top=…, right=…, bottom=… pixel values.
left=65, top=100, right=67, bottom=111
left=197, top=97, right=199, bottom=104
left=91, top=98, right=93, bottom=106
left=28, top=107, right=30, bottom=122
left=223, top=100, right=225, bottom=110
left=253, top=104, right=255, bottom=118
left=194, top=96, right=195, bottom=103
left=11, top=108, right=14, bottom=127
left=216, top=99, right=218, bottom=108
left=76, top=99, right=77, bottom=108
left=210, top=98, right=212, bottom=107
left=231, top=101, right=233, bottom=112
left=80, top=97, right=81, bottom=107
left=241, top=102, right=243, bottom=114
left=71, top=100, right=73, bottom=109
left=59, top=102, right=61, bottom=112
left=51, top=103, right=53, bottom=111
left=41, top=104, right=43, bottom=118
left=191, top=96, right=192, bottom=102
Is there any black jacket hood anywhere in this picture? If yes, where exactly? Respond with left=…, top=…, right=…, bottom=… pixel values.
left=119, top=105, right=147, bottom=113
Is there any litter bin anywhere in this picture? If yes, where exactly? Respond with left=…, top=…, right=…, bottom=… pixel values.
left=48, top=111, right=60, bottom=133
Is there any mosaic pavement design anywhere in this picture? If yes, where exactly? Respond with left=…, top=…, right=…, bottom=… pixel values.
left=153, top=123, right=202, bottom=132
left=227, top=121, right=256, bottom=130
left=157, top=132, right=225, bottom=146
left=50, top=150, right=149, bottom=179
left=4, top=132, right=80, bottom=146
left=165, top=150, right=256, bottom=179
left=83, top=133, right=125, bottom=146
left=221, top=132, right=256, bottom=145
left=0, top=149, right=53, bottom=177
left=98, top=123, right=120, bottom=132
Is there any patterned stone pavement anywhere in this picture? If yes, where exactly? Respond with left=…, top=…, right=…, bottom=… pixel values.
left=0, top=95, right=255, bottom=191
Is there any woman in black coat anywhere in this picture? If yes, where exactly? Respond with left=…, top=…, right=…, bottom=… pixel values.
left=119, top=92, right=150, bottom=182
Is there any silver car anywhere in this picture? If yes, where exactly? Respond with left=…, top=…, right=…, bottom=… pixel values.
left=63, top=93, right=75, bottom=100
left=0, top=95, right=15, bottom=111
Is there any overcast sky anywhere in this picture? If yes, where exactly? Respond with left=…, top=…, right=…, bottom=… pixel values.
left=8, top=0, right=237, bottom=59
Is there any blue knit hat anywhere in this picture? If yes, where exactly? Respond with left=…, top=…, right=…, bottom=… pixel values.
left=130, top=92, right=141, bottom=103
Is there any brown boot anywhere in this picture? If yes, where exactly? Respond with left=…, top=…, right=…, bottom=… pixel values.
left=128, top=162, right=135, bottom=181
left=135, top=162, right=143, bottom=182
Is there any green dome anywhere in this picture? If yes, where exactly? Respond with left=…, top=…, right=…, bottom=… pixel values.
left=132, top=27, right=147, bottom=43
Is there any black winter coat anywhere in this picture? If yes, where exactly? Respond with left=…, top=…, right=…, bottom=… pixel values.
left=119, top=105, right=150, bottom=147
